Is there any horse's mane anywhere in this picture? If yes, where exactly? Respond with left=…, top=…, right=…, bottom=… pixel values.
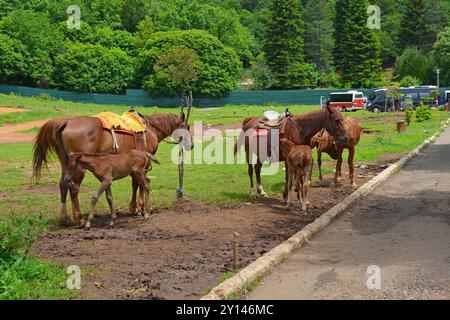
left=144, top=113, right=180, bottom=133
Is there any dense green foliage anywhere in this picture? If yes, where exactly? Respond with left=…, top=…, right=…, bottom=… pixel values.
left=0, top=0, right=448, bottom=93
left=432, top=27, right=450, bottom=87
left=55, top=43, right=135, bottom=93
left=334, top=0, right=381, bottom=87
left=139, top=30, right=240, bottom=97
left=264, top=0, right=318, bottom=88
left=394, top=47, right=435, bottom=85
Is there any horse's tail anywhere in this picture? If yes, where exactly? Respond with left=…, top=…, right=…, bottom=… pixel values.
left=32, top=118, right=68, bottom=181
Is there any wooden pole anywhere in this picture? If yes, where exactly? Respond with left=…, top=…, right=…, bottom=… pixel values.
left=233, top=232, right=240, bottom=270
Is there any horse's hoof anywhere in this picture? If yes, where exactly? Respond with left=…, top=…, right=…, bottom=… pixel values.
left=144, top=213, right=150, bottom=220
left=84, top=221, right=91, bottom=230
left=259, top=192, right=268, bottom=198
left=109, top=221, right=115, bottom=227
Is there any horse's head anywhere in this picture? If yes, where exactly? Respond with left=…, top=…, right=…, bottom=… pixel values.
left=63, top=153, right=83, bottom=186
left=323, top=105, right=348, bottom=144
left=173, top=112, right=194, bottom=151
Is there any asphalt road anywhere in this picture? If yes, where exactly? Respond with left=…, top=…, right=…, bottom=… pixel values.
left=249, top=127, right=450, bottom=300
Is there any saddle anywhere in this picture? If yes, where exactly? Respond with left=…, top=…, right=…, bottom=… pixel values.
left=255, top=110, right=291, bottom=136
left=94, top=111, right=147, bottom=152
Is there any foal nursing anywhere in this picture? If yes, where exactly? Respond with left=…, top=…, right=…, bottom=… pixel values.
left=280, top=138, right=313, bottom=212
left=64, top=150, right=159, bottom=229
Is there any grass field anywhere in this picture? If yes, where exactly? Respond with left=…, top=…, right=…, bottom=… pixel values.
left=0, top=92, right=448, bottom=299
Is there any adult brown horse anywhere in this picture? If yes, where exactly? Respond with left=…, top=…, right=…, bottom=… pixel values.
left=32, top=112, right=191, bottom=226
left=311, top=116, right=362, bottom=186
left=237, top=105, right=348, bottom=199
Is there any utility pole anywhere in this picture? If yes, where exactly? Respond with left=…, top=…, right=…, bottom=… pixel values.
left=436, top=69, right=440, bottom=88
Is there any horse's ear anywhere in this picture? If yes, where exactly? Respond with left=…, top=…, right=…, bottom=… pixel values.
left=180, top=112, right=186, bottom=123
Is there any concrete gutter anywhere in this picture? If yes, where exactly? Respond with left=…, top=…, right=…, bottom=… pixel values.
left=201, top=118, right=450, bottom=300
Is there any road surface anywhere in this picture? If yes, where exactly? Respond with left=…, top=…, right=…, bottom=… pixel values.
left=249, top=127, right=450, bottom=300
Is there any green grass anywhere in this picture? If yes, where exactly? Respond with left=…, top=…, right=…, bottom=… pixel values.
left=0, top=212, right=74, bottom=300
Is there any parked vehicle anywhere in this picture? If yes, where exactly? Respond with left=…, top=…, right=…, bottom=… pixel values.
left=326, top=91, right=366, bottom=112
left=367, top=86, right=448, bottom=113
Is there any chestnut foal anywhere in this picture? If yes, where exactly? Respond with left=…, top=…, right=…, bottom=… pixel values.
left=64, top=150, right=159, bottom=229
left=280, top=138, right=313, bottom=212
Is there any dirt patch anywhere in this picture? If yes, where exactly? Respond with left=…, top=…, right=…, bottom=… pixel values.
left=31, top=159, right=400, bottom=300
left=0, top=119, right=48, bottom=144
left=0, top=107, right=29, bottom=114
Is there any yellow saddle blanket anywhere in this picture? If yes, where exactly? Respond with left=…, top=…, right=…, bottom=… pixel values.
left=94, top=112, right=146, bottom=133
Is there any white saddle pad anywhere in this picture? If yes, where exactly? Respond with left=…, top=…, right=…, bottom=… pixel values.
left=263, top=110, right=280, bottom=121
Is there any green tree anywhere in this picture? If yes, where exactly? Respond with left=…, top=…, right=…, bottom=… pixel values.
left=264, top=0, right=316, bottom=88
left=89, top=0, right=123, bottom=29
left=333, top=0, right=349, bottom=72
left=0, top=34, right=27, bottom=84
left=334, top=0, right=381, bottom=87
left=54, top=43, right=135, bottom=93
left=120, top=0, right=150, bottom=33
left=398, top=0, right=426, bottom=51
left=0, top=10, right=64, bottom=57
left=150, top=0, right=258, bottom=64
left=134, top=16, right=154, bottom=48
left=417, top=0, right=449, bottom=53
left=138, top=29, right=240, bottom=97
left=394, top=47, right=435, bottom=85
left=0, top=10, right=64, bottom=87
left=153, top=48, right=199, bottom=97
left=304, top=0, right=335, bottom=72
left=400, top=75, right=421, bottom=87
left=432, top=27, right=450, bottom=86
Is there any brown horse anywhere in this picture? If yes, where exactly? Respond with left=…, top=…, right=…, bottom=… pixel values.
left=33, top=112, right=191, bottom=225
left=280, top=138, right=313, bottom=212
left=237, top=105, right=348, bottom=199
left=311, top=116, right=362, bottom=186
left=64, top=150, right=159, bottom=229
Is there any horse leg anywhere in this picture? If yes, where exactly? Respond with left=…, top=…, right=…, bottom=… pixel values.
left=334, top=146, right=343, bottom=185
left=286, top=170, right=293, bottom=209
left=255, top=161, right=268, bottom=197
left=317, top=149, right=323, bottom=181
left=348, top=145, right=356, bottom=187
left=129, top=177, right=139, bottom=215
left=283, top=161, right=289, bottom=201
left=105, top=186, right=116, bottom=227
left=247, top=150, right=256, bottom=198
left=69, top=169, right=86, bottom=226
left=85, top=179, right=110, bottom=230
left=138, top=174, right=151, bottom=220
left=302, top=167, right=311, bottom=212
left=59, top=167, right=70, bottom=225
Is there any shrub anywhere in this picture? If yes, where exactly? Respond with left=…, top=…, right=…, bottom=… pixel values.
left=55, top=42, right=135, bottom=94
left=400, top=75, right=421, bottom=87
left=405, top=109, right=414, bottom=126
left=0, top=34, right=27, bottom=84
left=139, top=29, right=240, bottom=97
left=0, top=212, right=70, bottom=300
left=394, top=47, right=435, bottom=84
left=415, top=104, right=432, bottom=122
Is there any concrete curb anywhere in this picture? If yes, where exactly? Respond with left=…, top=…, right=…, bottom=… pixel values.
left=201, top=118, right=450, bottom=300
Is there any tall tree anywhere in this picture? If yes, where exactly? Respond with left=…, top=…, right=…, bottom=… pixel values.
left=334, top=0, right=381, bottom=87
left=398, top=0, right=426, bottom=51
left=417, top=0, right=449, bottom=53
left=432, top=27, right=450, bottom=86
left=333, top=0, right=349, bottom=73
left=264, top=0, right=315, bottom=88
left=304, top=0, right=335, bottom=72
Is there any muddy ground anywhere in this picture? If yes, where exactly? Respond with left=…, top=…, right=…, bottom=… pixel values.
left=31, top=157, right=400, bottom=300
